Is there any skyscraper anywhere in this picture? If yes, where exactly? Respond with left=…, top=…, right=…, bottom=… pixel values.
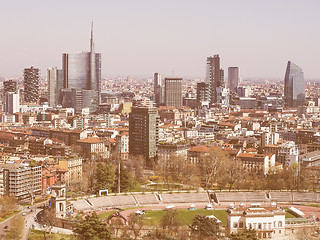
left=48, top=67, right=63, bottom=107
left=3, top=80, right=17, bottom=94
left=164, top=77, right=182, bottom=108
left=206, top=55, right=224, bottom=105
left=4, top=92, right=19, bottom=114
left=154, top=73, right=164, bottom=105
left=62, top=23, right=101, bottom=113
left=24, top=66, right=40, bottom=103
left=196, top=82, right=210, bottom=103
left=129, top=106, right=159, bottom=165
left=228, top=67, right=239, bottom=92
left=284, top=61, right=305, bottom=107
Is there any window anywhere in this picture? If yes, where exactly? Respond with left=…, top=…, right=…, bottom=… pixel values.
left=239, top=222, right=244, bottom=228
left=258, top=223, right=262, bottom=229
left=278, top=221, right=282, bottom=227
left=233, top=222, right=238, bottom=228
left=59, top=202, right=63, bottom=211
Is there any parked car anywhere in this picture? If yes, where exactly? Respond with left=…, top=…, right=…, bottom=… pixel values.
left=205, top=204, right=214, bottom=210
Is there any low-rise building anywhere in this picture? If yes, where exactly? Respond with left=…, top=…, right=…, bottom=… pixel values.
left=77, top=137, right=107, bottom=159
left=58, top=156, right=82, bottom=186
left=227, top=205, right=286, bottom=239
left=237, top=153, right=275, bottom=175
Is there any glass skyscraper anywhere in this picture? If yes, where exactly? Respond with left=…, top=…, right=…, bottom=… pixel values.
left=61, top=24, right=101, bottom=113
left=284, top=61, right=305, bottom=107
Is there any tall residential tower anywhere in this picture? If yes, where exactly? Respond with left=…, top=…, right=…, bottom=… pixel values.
left=24, top=66, right=40, bottom=103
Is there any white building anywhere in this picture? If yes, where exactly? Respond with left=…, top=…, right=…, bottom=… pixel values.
left=261, top=132, right=280, bottom=147
left=227, top=205, right=286, bottom=239
left=277, top=141, right=299, bottom=166
left=4, top=92, right=19, bottom=114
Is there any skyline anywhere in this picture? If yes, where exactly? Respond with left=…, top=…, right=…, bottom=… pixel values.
left=1, top=0, right=320, bottom=79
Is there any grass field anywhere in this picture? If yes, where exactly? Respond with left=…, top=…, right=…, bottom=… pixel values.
left=142, top=209, right=228, bottom=226
left=283, top=208, right=299, bottom=218
left=98, top=211, right=116, bottom=220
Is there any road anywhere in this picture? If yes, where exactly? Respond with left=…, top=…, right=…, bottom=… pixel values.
left=0, top=202, right=47, bottom=240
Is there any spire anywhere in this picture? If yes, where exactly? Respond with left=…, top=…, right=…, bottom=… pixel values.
left=90, top=21, right=94, bottom=52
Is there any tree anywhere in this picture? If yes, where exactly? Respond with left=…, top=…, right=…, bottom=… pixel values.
left=230, top=228, right=258, bottom=240
left=36, top=207, right=56, bottom=240
left=95, top=162, right=115, bottom=193
left=189, top=215, right=220, bottom=238
left=0, top=196, right=18, bottom=218
left=73, top=212, right=112, bottom=240
left=126, top=213, right=144, bottom=240
left=114, top=163, right=133, bottom=192
left=4, top=215, right=24, bottom=240
left=161, top=209, right=181, bottom=230
left=200, top=146, right=231, bottom=189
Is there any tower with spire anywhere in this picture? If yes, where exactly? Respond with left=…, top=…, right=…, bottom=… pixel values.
left=61, top=23, right=101, bottom=113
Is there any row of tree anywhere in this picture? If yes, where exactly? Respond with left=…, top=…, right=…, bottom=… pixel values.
left=73, top=210, right=259, bottom=240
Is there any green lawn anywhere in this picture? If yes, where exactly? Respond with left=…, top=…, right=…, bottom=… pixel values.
left=0, top=211, right=20, bottom=223
left=142, top=209, right=228, bottom=226
left=98, top=211, right=116, bottom=220
left=284, top=208, right=298, bottom=218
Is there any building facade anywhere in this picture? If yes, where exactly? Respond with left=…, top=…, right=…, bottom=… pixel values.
left=206, top=55, right=224, bottom=104
left=129, top=106, right=160, bottom=164
left=227, top=205, right=286, bottom=239
left=227, top=67, right=239, bottom=92
left=62, top=25, right=101, bottom=113
left=164, top=78, right=182, bottom=108
left=4, top=92, right=19, bottom=114
left=154, top=72, right=164, bottom=105
left=24, top=66, right=40, bottom=103
left=48, top=67, right=63, bottom=107
left=3, top=80, right=17, bottom=94
left=0, top=163, right=42, bottom=199
left=284, top=61, right=305, bottom=108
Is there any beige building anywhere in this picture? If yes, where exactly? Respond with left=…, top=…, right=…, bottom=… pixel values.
left=0, top=163, right=42, bottom=199
left=58, top=156, right=83, bottom=186
left=77, top=137, right=107, bottom=159
left=227, top=205, right=286, bottom=239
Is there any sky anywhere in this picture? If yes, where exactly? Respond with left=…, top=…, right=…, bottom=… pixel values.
left=1, top=0, right=320, bottom=79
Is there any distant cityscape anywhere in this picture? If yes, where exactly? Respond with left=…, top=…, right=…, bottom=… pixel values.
left=2, top=24, right=320, bottom=240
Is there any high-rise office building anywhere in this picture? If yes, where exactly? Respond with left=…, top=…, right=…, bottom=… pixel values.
left=3, top=80, right=17, bottom=94
left=164, top=77, right=182, bottom=108
left=129, top=106, right=159, bottom=165
left=48, top=67, right=63, bottom=107
left=284, top=61, right=305, bottom=107
left=62, top=25, right=101, bottom=93
left=62, top=24, right=101, bottom=113
left=197, top=82, right=210, bottom=103
left=228, top=67, right=239, bottom=92
left=24, top=66, right=40, bottom=103
left=154, top=73, right=164, bottom=105
left=206, top=55, right=224, bottom=104
left=4, top=92, right=19, bottom=114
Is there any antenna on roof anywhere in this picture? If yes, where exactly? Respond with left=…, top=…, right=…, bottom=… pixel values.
left=90, top=21, right=94, bottom=52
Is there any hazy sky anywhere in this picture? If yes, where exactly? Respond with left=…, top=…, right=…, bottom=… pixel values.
left=1, top=0, right=320, bottom=79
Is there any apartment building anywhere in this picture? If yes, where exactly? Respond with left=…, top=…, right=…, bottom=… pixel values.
left=0, top=163, right=42, bottom=199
